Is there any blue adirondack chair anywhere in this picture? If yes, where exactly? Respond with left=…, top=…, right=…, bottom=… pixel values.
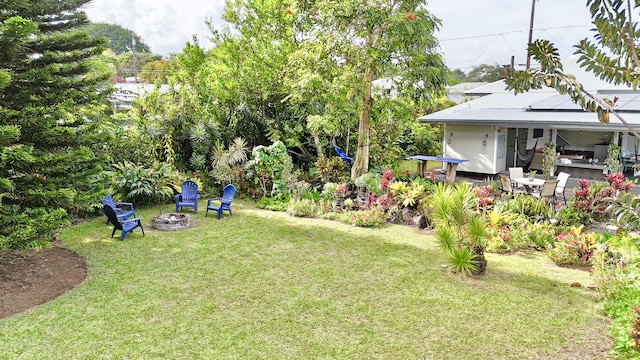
left=175, top=180, right=201, bottom=214
left=103, top=205, right=145, bottom=241
left=206, top=184, right=237, bottom=219
left=101, top=194, right=135, bottom=225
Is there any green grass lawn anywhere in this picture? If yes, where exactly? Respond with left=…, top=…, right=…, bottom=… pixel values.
left=0, top=201, right=608, bottom=359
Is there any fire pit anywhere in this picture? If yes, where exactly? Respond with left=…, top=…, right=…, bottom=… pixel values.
left=151, top=213, right=192, bottom=231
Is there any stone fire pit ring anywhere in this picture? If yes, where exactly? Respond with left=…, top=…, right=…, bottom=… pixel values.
left=151, top=213, right=192, bottom=231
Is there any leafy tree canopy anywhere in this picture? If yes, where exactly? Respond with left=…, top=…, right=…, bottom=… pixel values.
left=83, top=22, right=151, bottom=55
left=465, top=64, right=510, bottom=82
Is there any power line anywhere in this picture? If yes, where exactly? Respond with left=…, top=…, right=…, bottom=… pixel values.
left=438, top=24, right=590, bottom=43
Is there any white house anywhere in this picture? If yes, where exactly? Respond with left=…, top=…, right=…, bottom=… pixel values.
left=418, top=57, right=640, bottom=179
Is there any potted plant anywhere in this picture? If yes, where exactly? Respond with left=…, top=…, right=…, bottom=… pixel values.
left=541, top=141, right=557, bottom=179
left=528, top=170, right=537, bottom=180
left=607, top=143, right=621, bottom=173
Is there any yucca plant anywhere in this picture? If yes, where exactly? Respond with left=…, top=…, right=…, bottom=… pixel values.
left=429, top=182, right=489, bottom=276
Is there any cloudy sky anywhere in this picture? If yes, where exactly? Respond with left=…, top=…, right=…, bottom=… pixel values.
left=83, top=0, right=595, bottom=71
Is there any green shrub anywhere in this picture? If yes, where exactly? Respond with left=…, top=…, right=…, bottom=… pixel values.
left=340, top=207, right=387, bottom=227
left=0, top=207, right=69, bottom=250
left=255, top=197, right=289, bottom=212
left=246, top=141, right=299, bottom=199
left=555, top=206, right=592, bottom=226
left=315, top=156, right=347, bottom=183
left=545, top=225, right=599, bottom=267
left=487, top=221, right=557, bottom=254
left=354, top=171, right=382, bottom=195
left=287, top=199, right=320, bottom=217
left=506, top=194, right=554, bottom=219
left=320, top=182, right=338, bottom=202
left=109, top=161, right=178, bottom=205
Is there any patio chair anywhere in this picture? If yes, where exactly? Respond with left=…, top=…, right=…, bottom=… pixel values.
left=175, top=180, right=201, bottom=214
left=532, top=179, right=559, bottom=202
left=103, top=205, right=145, bottom=241
left=499, top=174, right=527, bottom=199
left=101, top=194, right=135, bottom=225
left=206, top=184, right=237, bottom=219
left=508, top=167, right=526, bottom=191
left=555, top=172, right=570, bottom=204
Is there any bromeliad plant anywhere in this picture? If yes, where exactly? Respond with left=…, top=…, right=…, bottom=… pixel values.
left=429, top=182, right=489, bottom=276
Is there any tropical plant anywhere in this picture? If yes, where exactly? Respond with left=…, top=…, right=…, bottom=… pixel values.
left=246, top=141, right=299, bottom=199
left=545, top=225, right=599, bottom=267
left=429, top=182, right=488, bottom=276
left=611, top=192, right=640, bottom=230
left=340, top=207, right=387, bottom=227
left=542, top=141, right=556, bottom=179
left=210, top=137, right=249, bottom=186
left=607, top=143, right=621, bottom=173
left=315, top=156, right=347, bottom=183
left=110, top=161, right=178, bottom=205
left=287, top=199, right=320, bottom=218
left=505, top=194, right=554, bottom=219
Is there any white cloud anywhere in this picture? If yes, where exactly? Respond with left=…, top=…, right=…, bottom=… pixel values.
left=83, top=0, right=225, bottom=56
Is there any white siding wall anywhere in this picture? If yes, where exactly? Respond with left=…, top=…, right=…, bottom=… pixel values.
left=443, top=124, right=499, bottom=174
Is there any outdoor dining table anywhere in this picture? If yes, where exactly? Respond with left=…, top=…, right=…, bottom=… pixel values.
left=405, top=155, right=468, bottom=183
left=512, top=177, right=545, bottom=193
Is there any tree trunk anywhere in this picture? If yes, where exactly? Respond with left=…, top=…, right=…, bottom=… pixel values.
left=313, top=133, right=324, bottom=159
left=351, top=64, right=373, bottom=179
left=472, top=246, right=487, bottom=275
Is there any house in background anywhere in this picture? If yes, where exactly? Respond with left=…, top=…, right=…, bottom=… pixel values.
left=107, top=82, right=170, bottom=112
left=445, top=82, right=489, bottom=103
left=418, top=56, right=640, bottom=180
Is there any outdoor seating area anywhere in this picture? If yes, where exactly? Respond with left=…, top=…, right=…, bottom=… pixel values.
left=100, top=182, right=238, bottom=239
left=5, top=1, right=640, bottom=358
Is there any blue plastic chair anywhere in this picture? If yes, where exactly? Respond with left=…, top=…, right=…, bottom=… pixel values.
left=103, top=205, right=145, bottom=241
left=175, top=180, right=201, bottom=214
left=334, top=145, right=353, bottom=163
left=101, top=194, right=135, bottom=225
left=206, top=184, right=237, bottom=219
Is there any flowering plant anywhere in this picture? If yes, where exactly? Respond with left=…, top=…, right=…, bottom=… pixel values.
left=545, top=225, right=598, bottom=266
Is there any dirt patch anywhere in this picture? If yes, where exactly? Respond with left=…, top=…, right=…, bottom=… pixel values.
left=0, top=246, right=86, bottom=319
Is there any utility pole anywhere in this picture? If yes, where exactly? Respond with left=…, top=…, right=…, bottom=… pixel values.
left=526, top=0, right=537, bottom=70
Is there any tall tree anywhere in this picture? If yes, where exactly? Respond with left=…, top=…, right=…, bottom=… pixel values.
left=0, top=0, right=110, bottom=248
left=466, top=64, right=509, bottom=82
left=83, top=22, right=151, bottom=55
left=506, top=0, right=640, bottom=139
left=290, top=0, right=447, bottom=178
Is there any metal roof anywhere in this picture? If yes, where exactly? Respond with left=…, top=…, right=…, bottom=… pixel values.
left=421, top=107, right=640, bottom=130
left=419, top=56, right=640, bottom=130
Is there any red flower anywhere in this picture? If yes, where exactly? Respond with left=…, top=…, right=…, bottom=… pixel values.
left=405, top=13, right=416, bottom=20
left=286, top=8, right=293, bottom=14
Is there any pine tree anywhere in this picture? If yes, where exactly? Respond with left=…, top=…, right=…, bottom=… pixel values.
left=0, top=0, right=110, bottom=248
